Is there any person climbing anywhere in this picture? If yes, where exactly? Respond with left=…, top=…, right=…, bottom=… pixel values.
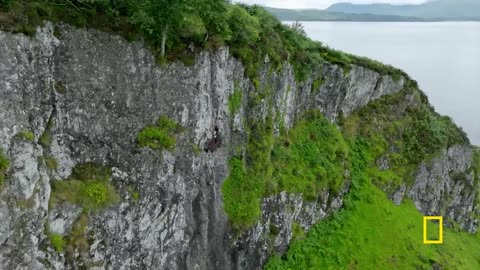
left=204, top=125, right=222, bottom=153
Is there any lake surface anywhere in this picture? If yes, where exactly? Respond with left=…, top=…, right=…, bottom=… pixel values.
left=298, top=21, right=480, bottom=145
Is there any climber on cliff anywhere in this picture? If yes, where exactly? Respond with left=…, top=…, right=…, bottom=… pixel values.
left=204, top=126, right=222, bottom=153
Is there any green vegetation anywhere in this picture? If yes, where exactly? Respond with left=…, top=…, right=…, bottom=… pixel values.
left=66, top=212, right=89, bottom=253
left=54, top=81, right=66, bottom=94
left=137, top=115, right=183, bottom=151
left=1, top=1, right=407, bottom=85
left=0, top=148, right=9, bottom=187
left=342, top=86, right=468, bottom=190
left=45, top=157, right=58, bottom=172
left=48, top=232, right=65, bottom=253
left=127, top=185, right=140, bottom=202
left=50, top=163, right=119, bottom=211
left=291, top=222, right=305, bottom=241
left=311, top=77, right=324, bottom=93
left=265, top=140, right=480, bottom=270
left=228, top=87, right=243, bottom=115
left=222, top=158, right=264, bottom=229
left=16, top=130, right=34, bottom=141
left=223, top=77, right=470, bottom=231
left=39, top=116, right=54, bottom=148
left=223, top=111, right=349, bottom=228
left=271, top=111, right=349, bottom=199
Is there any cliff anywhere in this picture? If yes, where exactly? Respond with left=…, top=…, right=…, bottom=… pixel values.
left=0, top=23, right=477, bottom=270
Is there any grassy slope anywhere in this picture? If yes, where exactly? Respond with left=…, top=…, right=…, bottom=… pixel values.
left=266, top=140, right=480, bottom=270
left=266, top=182, right=480, bottom=269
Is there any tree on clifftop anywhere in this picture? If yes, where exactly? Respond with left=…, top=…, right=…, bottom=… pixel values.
left=127, top=0, right=190, bottom=58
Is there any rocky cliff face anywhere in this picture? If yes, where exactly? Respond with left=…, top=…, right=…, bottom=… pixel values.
left=0, top=23, right=475, bottom=270
left=393, top=144, right=479, bottom=233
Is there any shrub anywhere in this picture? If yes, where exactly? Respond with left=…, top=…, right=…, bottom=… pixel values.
left=48, top=232, right=65, bottom=253
left=0, top=0, right=16, bottom=10
left=228, top=87, right=243, bottom=115
left=45, top=157, right=58, bottom=172
left=66, top=212, right=89, bottom=252
left=50, top=163, right=119, bottom=210
left=16, top=130, right=34, bottom=141
left=137, top=115, right=183, bottom=151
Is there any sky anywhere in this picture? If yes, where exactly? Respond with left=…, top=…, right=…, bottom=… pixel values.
left=233, top=0, right=431, bottom=9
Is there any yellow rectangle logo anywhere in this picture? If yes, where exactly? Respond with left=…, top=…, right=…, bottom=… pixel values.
left=423, top=216, right=443, bottom=244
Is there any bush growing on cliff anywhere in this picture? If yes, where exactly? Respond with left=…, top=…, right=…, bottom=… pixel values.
left=50, top=163, right=119, bottom=210
left=0, top=148, right=9, bottom=187
left=47, top=231, right=65, bottom=253
left=137, top=115, right=183, bottom=151
left=228, top=87, right=243, bottom=115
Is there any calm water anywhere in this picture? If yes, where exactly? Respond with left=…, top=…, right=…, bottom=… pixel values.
left=299, top=22, right=480, bottom=145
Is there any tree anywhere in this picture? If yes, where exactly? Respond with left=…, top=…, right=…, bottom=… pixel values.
left=197, top=0, right=231, bottom=43
left=127, top=0, right=190, bottom=58
left=0, top=0, right=16, bottom=10
left=228, top=5, right=260, bottom=46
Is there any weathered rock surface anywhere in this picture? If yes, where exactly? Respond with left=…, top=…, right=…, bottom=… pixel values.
left=0, top=22, right=474, bottom=270
left=393, top=144, right=479, bottom=233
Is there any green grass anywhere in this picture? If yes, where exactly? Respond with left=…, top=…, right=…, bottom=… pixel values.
left=39, top=115, right=54, bottom=148
left=0, top=148, right=9, bottom=187
left=137, top=115, right=183, bottom=151
left=50, top=163, right=119, bottom=211
left=16, top=130, right=34, bottom=141
left=222, top=158, right=264, bottom=229
left=291, top=222, right=305, bottom=241
left=266, top=184, right=480, bottom=269
left=228, top=87, right=243, bottom=115
left=311, top=77, right=325, bottom=94
left=44, top=157, right=58, bottom=172
left=48, top=232, right=65, bottom=253
left=341, top=86, right=469, bottom=190
left=271, top=111, right=349, bottom=199
left=265, top=140, right=480, bottom=270
left=223, top=110, right=349, bottom=228
left=65, top=212, right=89, bottom=253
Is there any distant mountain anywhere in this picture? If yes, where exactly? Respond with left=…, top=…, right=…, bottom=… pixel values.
left=265, top=7, right=428, bottom=22
left=327, top=0, right=480, bottom=20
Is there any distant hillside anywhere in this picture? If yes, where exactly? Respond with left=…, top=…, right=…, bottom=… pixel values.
left=265, top=7, right=427, bottom=22
left=327, top=0, right=480, bottom=20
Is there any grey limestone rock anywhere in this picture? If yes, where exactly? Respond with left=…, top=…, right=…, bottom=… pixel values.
left=0, top=22, right=473, bottom=270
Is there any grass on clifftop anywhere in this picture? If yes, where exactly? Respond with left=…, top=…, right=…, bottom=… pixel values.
left=0, top=0, right=407, bottom=85
left=265, top=139, right=480, bottom=270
